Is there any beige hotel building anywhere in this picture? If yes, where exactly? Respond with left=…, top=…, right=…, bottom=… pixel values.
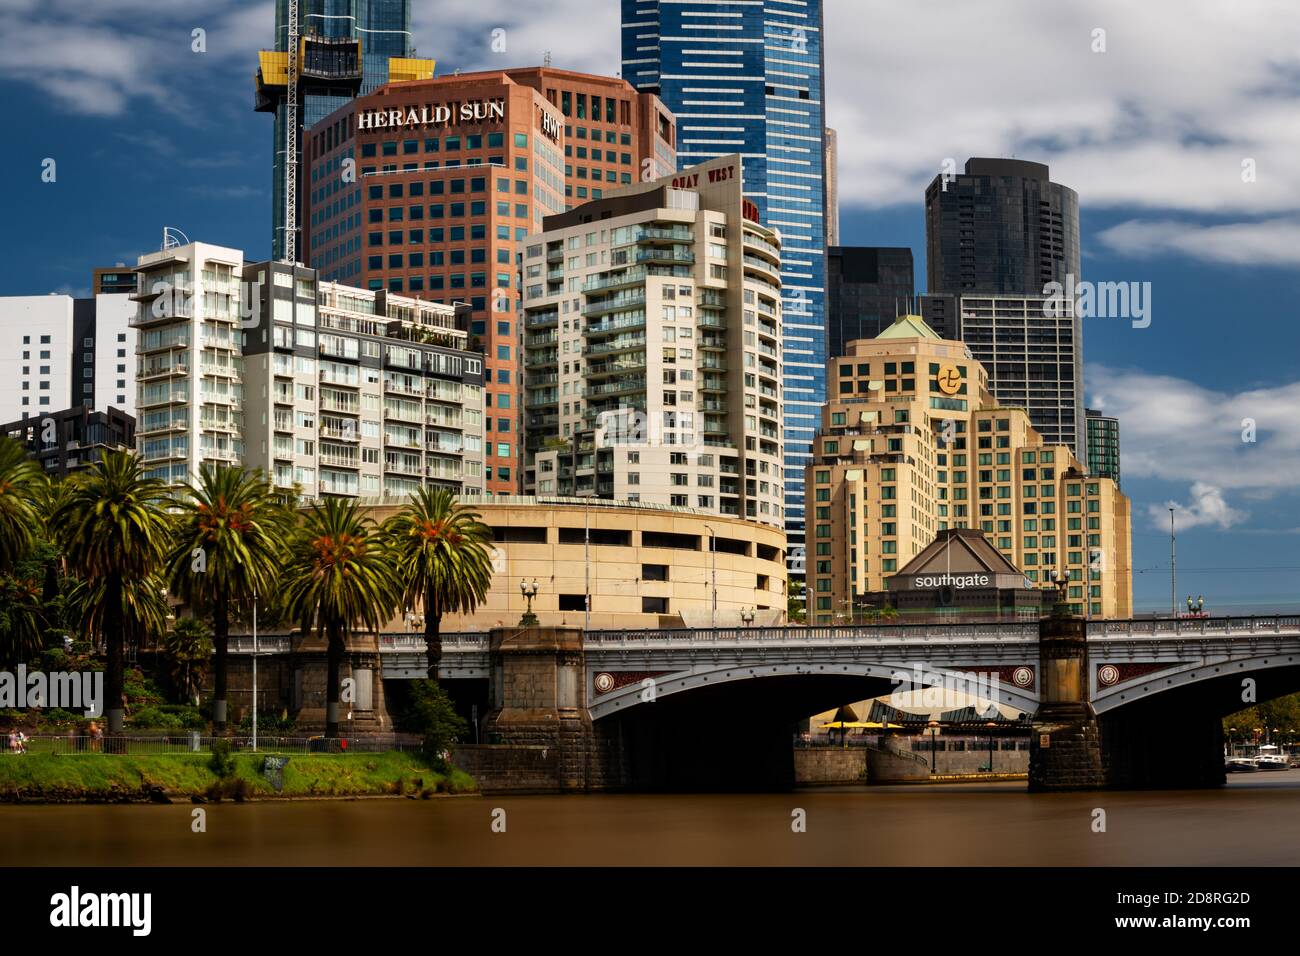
left=520, top=154, right=786, bottom=529
left=805, top=315, right=1132, bottom=622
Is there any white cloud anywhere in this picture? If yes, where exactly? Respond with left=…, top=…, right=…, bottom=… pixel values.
left=824, top=0, right=1300, bottom=217
left=1148, top=482, right=1248, bottom=531
left=1096, top=218, right=1300, bottom=266
left=407, top=0, right=1300, bottom=228
left=0, top=1, right=271, bottom=118
left=1087, top=363, right=1300, bottom=529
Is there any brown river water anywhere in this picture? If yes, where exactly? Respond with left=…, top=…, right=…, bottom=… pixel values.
left=3, top=771, right=1299, bottom=867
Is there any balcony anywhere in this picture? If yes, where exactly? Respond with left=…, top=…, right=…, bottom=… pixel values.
left=586, top=377, right=646, bottom=398
left=583, top=335, right=645, bottom=358
left=583, top=291, right=646, bottom=318
left=585, top=313, right=646, bottom=336
left=635, top=226, right=694, bottom=243
left=322, top=424, right=364, bottom=442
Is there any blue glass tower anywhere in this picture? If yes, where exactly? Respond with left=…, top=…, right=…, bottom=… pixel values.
left=622, top=0, right=828, bottom=570
left=264, top=0, right=415, bottom=260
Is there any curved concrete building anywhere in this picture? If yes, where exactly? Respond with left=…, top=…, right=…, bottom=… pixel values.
left=362, top=496, right=788, bottom=630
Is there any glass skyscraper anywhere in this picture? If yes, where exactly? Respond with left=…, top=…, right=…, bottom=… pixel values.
left=622, top=0, right=828, bottom=570
left=265, top=0, right=415, bottom=260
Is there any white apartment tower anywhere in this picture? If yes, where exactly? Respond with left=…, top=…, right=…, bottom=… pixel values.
left=522, top=155, right=785, bottom=528
left=132, top=242, right=246, bottom=485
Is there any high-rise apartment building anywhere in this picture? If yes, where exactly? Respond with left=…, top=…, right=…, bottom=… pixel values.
left=240, top=261, right=484, bottom=498
left=922, top=293, right=1084, bottom=454
left=0, top=292, right=136, bottom=422
left=622, top=1, right=829, bottom=560
left=805, top=315, right=1131, bottom=621
left=827, top=247, right=915, bottom=358
left=520, top=155, right=786, bottom=528
left=131, top=241, right=485, bottom=497
left=255, top=0, right=431, bottom=260
left=1086, top=407, right=1121, bottom=486
left=302, top=67, right=675, bottom=494
left=132, top=241, right=248, bottom=485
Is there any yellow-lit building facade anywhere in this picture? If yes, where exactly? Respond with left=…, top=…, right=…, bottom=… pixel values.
left=804, top=316, right=1132, bottom=623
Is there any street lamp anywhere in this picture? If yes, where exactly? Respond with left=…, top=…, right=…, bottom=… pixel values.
left=740, top=606, right=755, bottom=627
left=704, top=524, right=717, bottom=630
left=926, top=719, right=940, bottom=773
left=519, top=578, right=540, bottom=627
left=251, top=588, right=258, bottom=752
left=985, top=720, right=997, bottom=773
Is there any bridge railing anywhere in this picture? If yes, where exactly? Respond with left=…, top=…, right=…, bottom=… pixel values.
left=1087, top=616, right=1300, bottom=639
left=226, top=632, right=489, bottom=654
left=584, top=622, right=1042, bottom=645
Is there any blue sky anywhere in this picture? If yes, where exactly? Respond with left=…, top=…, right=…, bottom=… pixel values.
left=3, top=0, right=1299, bottom=613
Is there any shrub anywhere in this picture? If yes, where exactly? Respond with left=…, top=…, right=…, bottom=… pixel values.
left=209, top=738, right=235, bottom=778
left=403, top=679, right=467, bottom=768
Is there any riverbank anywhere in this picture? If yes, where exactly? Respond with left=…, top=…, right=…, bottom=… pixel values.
left=0, top=752, right=476, bottom=803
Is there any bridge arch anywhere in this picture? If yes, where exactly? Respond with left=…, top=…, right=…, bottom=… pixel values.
left=589, top=659, right=1040, bottom=721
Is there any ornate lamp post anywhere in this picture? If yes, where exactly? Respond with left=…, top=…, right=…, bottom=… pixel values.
left=986, top=719, right=997, bottom=773
left=926, top=719, right=940, bottom=773
left=740, top=606, right=755, bottom=627
left=519, top=578, right=540, bottom=627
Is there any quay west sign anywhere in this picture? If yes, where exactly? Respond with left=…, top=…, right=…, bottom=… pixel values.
left=358, top=98, right=506, bottom=131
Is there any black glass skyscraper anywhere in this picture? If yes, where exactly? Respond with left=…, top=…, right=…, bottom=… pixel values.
left=827, top=247, right=915, bottom=358
left=923, top=158, right=1086, bottom=455
left=925, top=158, right=1078, bottom=296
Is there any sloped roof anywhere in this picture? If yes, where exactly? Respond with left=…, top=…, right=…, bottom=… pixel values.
left=875, top=313, right=942, bottom=340
left=896, top=527, right=1026, bottom=577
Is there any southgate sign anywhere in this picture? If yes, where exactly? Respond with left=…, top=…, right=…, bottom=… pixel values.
left=909, top=573, right=990, bottom=589
left=358, top=98, right=506, bottom=131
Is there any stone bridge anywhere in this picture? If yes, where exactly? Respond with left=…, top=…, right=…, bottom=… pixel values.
left=227, top=615, right=1300, bottom=791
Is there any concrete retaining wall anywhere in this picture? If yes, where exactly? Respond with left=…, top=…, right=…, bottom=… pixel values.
left=793, top=747, right=867, bottom=784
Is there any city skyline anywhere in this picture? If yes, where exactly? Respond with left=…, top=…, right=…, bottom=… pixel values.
left=1, top=0, right=1298, bottom=613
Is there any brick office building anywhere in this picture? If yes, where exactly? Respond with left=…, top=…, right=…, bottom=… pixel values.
left=303, top=68, right=674, bottom=494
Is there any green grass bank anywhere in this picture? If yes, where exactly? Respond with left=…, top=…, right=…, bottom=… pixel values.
left=0, top=751, right=477, bottom=803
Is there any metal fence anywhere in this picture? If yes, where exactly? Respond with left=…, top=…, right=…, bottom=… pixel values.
left=7, top=734, right=424, bottom=756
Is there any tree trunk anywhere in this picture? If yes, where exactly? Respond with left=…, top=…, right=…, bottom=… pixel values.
left=105, top=572, right=125, bottom=734
left=212, top=597, right=229, bottom=733
left=424, top=594, right=442, bottom=680
left=325, top=621, right=342, bottom=738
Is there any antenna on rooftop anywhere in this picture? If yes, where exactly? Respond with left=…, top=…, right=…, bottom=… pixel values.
left=162, top=226, right=190, bottom=251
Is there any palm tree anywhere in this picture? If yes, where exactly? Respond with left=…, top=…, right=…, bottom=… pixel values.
left=52, top=450, right=172, bottom=733
left=281, top=498, right=398, bottom=737
left=162, top=617, right=213, bottom=704
left=167, top=465, right=286, bottom=732
left=383, top=487, right=494, bottom=678
left=0, top=436, right=44, bottom=572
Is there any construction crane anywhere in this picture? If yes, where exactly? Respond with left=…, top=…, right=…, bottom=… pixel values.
left=255, top=9, right=435, bottom=265
left=283, top=0, right=299, bottom=265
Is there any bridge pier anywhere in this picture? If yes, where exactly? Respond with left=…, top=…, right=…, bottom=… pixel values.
left=453, top=626, right=622, bottom=792
left=1029, top=612, right=1106, bottom=791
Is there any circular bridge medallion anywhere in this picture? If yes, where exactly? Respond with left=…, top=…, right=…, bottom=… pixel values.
left=1012, top=666, right=1034, bottom=688
left=593, top=672, right=616, bottom=694
left=1097, top=664, right=1120, bottom=687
